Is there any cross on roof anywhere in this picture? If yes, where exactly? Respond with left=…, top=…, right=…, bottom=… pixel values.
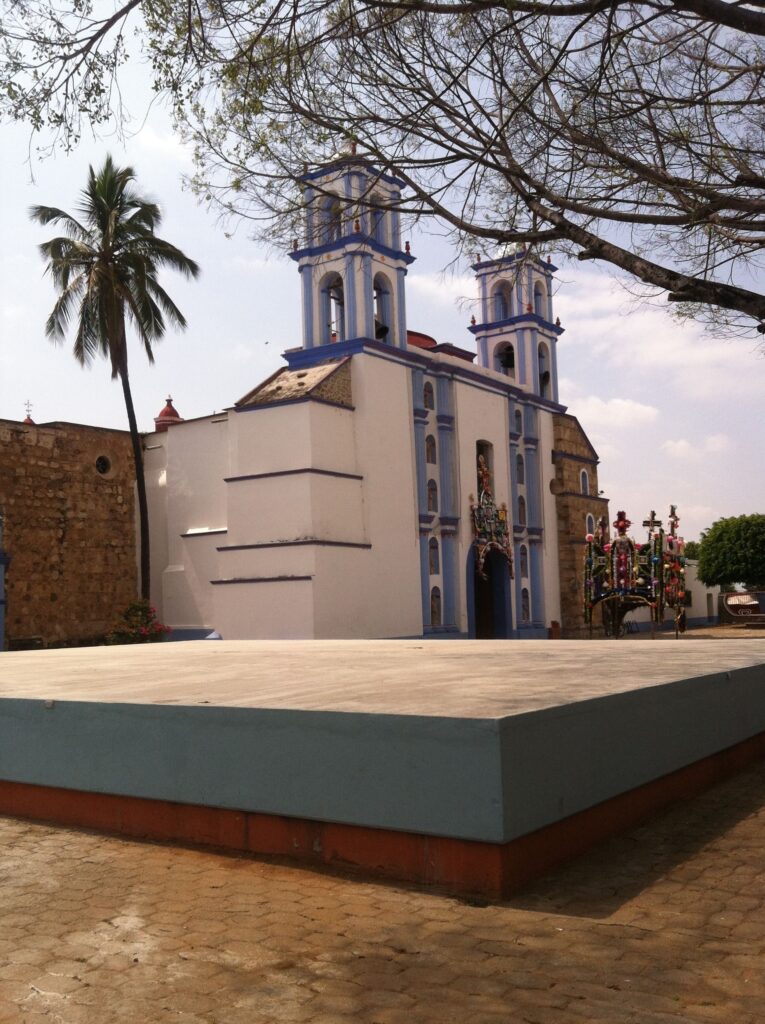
left=643, top=510, right=662, bottom=532
left=668, top=505, right=680, bottom=537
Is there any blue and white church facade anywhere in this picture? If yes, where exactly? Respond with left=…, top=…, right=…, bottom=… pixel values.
left=144, top=156, right=607, bottom=639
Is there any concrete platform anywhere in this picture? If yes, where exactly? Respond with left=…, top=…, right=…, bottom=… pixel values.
left=1, top=639, right=765, bottom=896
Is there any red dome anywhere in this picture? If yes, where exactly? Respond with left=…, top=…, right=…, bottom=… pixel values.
left=154, top=396, right=183, bottom=432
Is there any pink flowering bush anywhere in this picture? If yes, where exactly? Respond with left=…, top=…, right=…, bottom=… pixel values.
left=106, top=600, right=171, bottom=645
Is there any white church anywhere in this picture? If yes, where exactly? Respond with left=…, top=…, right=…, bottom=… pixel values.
left=145, top=155, right=606, bottom=640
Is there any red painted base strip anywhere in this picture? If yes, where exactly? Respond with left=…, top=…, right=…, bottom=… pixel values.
left=1, top=731, right=763, bottom=898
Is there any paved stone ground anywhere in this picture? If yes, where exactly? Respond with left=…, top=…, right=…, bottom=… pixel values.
left=1, top=764, right=764, bottom=1024
left=633, top=625, right=765, bottom=641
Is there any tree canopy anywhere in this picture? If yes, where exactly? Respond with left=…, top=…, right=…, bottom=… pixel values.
left=3, top=1, right=765, bottom=333
left=683, top=540, right=701, bottom=560
left=696, top=514, right=765, bottom=589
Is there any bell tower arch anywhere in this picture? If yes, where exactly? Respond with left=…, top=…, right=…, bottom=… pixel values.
left=291, top=153, right=415, bottom=352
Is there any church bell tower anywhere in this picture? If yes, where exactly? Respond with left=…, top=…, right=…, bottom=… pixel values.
left=290, top=151, right=415, bottom=353
left=469, top=251, right=563, bottom=402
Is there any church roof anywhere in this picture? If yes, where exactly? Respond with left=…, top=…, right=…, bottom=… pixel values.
left=235, top=358, right=353, bottom=409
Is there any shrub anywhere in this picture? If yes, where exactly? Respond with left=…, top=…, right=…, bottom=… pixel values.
left=106, top=600, right=171, bottom=645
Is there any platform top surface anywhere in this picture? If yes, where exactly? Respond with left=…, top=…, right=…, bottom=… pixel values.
left=1, top=640, right=764, bottom=718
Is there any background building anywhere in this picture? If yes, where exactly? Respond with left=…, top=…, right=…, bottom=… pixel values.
left=0, top=417, right=137, bottom=648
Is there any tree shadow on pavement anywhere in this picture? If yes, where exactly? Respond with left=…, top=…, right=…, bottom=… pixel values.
left=505, top=760, right=765, bottom=919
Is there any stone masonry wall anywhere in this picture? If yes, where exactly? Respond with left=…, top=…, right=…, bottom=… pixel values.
left=0, top=419, right=137, bottom=647
left=552, top=414, right=609, bottom=638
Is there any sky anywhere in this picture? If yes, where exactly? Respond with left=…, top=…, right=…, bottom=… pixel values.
left=1, top=104, right=764, bottom=544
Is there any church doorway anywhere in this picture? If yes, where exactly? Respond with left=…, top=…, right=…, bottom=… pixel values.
left=469, top=548, right=512, bottom=639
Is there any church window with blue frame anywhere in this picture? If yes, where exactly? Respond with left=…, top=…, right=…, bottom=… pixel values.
left=319, top=272, right=346, bottom=344
left=429, top=538, right=440, bottom=575
left=492, top=281, right=512, bottom=321
left=514, top=409, right=523, bottom=435
left=518, top=495, right=527, bottom=526
left=373, top=272, right=393, bottom=343
left=538, top=342, right=551, bottom=399
left=521, top=587, right=531, bottom=622
left=496, top=343, right=515, bottom=378
left=586, top=513, right=596, bottom=536
left=580, top=469, right=589, bottom=495
left=430, top=586, right=442, bottom=626
left=426, top=435, right=437, bottom=464
left=516, top=453, right=525, bottom=485
left=520, top=545, right=529, bottom=578
left=534, top=281, right=545, bottom=317
left=369, top=196, right=386, bottom=245
left=427, top=479, right=438, bottom=513
left=423, top=381, right=435, bottom=410
left=322, top=195, right=344, bottom=244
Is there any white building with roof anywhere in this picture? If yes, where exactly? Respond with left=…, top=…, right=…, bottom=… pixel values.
left=144, top=156, right=607, bottom=640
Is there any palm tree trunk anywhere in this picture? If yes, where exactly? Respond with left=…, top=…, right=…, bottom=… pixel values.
left=117, top=354, right=151, bottom=600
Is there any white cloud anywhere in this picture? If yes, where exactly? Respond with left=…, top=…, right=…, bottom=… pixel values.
left=131, top=125, right=194, bottom=167
left=704, top=433, right=730, bottom=453
left=662, top=433, right=731, bottom=460
left=407, top=272, right=477, bottom=309
left=662, top=438, right=694, bottom=459
left=554, top=265, right=765, bottom=401
left=233, top=256, right=272, bottom=274
left=573, top=395, right=659, bottom=431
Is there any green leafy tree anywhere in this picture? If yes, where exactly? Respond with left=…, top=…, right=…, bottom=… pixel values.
left=31, top=156, right=199, bottom=599
left=696, top=515, right=765, bottom=590
left=683, top=540, right=701, bottom=560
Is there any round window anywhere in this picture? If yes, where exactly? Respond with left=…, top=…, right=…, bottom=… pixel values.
left=95, top=455, right=112, bottom=475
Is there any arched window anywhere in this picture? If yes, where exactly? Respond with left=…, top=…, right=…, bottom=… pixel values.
left=427, top=479, right=438, bottom=513
left=430, top=586, right=442, bottom=626
left=423, top=382, right=435, bottom=410
left=518, top=495, right=527, bottom=526
left=586, top=514, right=596, bottom=536
left=476, top=440, right=493, bottom=497
left=516, top=454, right=525, bottom=486
left=538, top=343, right=551, bottom=398
left=520, top=544, right=529, bottom=578
left=322, top=195, right=344, bottom=243
left=319, top=272, right=346, bottom=345
left=370, top=195, right=386, bottom=245
left=580, top=469, right=589, bottom=495
left=429, top=538, right=440, bottom=575
left=521, top=587, right=531, bottom=622
left=373, top=272, right=393, bottom=343
left=492, top=281, right=512, bottom=321
left=426, top=435, right=437, bottom=464
left=495, top=343, right=515, bottom=378
left=534, top=281, right=545, bottom=317
left=514, top=410, right=523, bottom=435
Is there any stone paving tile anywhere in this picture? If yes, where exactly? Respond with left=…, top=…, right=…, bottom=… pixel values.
left=1, top=762, right=765, bottom=1022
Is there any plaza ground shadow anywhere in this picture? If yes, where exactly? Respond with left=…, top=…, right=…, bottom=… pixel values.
left=504, top=758, right=765, bottom=919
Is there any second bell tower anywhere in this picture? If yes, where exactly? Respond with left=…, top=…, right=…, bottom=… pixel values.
left=290, top=153, right=415, bottom=352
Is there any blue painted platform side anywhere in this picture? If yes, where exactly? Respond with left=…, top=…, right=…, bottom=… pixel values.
left=1, top=658, right=765, bottom=845
left=498, top=662, right=765, bottom=839
left=0, top=701, right=504, bottom=842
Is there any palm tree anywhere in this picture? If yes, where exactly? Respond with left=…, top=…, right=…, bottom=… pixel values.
left=31, top=155, right=199, bottom=600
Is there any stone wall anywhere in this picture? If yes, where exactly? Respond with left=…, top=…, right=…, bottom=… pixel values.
left=552, top=414, right=609, bottom=638
left=0, top=419, right=137, bottom=647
